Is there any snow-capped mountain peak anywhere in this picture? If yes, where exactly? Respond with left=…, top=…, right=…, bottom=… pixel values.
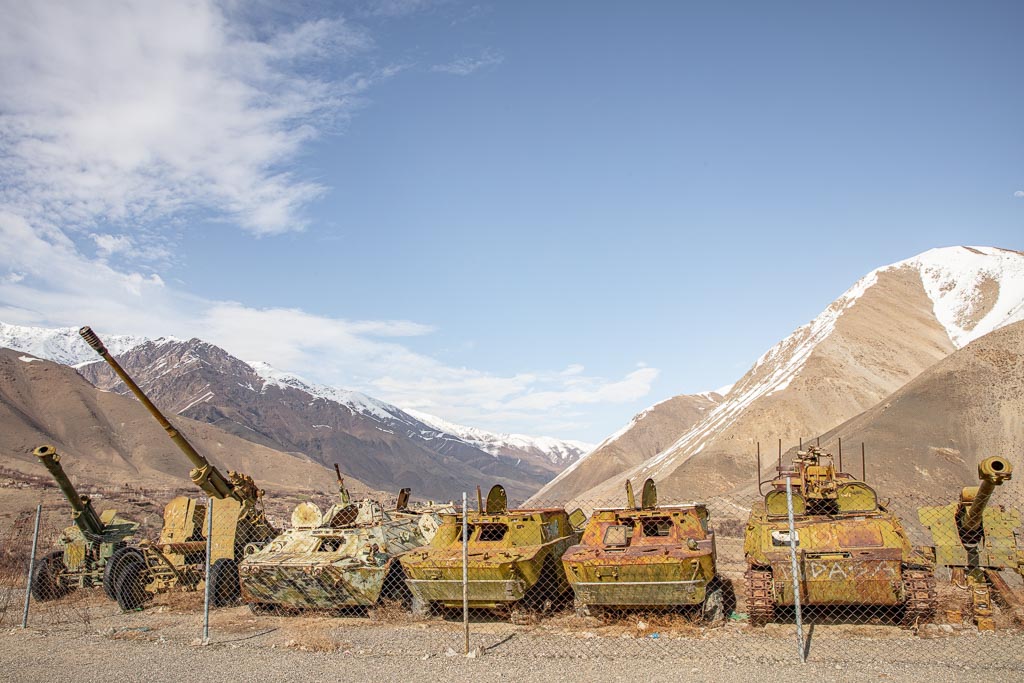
left=0, top=321, right=171, bottom=367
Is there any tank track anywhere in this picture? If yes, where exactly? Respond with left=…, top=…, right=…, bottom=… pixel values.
left=745, top=568, right=774, bottom=627
left=902, top=567, right=936, bottom=626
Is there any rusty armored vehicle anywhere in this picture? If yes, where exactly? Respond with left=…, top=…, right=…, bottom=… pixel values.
left=239, top=465, right=451, bottom=611
left=918, top=456, right=1022, bottom=629
left=561, top=478, right=722, bottom=621
left=400, top=485, right=586, bottom=614
left=744, top=445, right=935, bottom=626
left=29, top=445, right=139, bottom=601
left=80, top=326, right=277, bottom=611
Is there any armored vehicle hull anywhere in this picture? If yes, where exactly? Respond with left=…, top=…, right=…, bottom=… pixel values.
left=240, top=494, right=449, bottom=610
left=400, top=486, right=585, bottom=611
left=744, top=446, right=935, bottom=627
left=562, top=480, right=719, bottom=616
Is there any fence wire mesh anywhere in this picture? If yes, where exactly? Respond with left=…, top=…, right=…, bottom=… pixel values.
left=4, top=480, right=1024, bottom=669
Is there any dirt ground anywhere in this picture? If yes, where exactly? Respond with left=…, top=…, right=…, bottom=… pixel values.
left=1, top=586, right=1023, bottom=683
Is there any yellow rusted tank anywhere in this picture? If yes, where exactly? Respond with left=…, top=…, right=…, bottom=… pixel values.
left=744, top=445, right=935, bottom=626
left=239, top=473, right=452, bottom=611
left=400, top=485, right=586, bottom=613
left=561, top=479, right=721, bottom=620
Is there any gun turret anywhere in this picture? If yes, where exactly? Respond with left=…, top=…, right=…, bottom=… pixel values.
left=34, top=445, right=104, bottom=537
left=959, top=456, right=1013, bottom=536
left=79, top=326, right=267, bottom=523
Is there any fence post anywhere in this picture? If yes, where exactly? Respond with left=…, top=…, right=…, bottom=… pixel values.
left=21, top=504, right=42, bottom=629
left=462, top=491, right=469, bottom=655
left=785, top=477, right=805, bottom=663
left=202, top=497, right=213, bottom=645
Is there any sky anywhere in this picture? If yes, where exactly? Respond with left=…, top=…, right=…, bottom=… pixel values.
left=0, top=1, right=1021, bottom=443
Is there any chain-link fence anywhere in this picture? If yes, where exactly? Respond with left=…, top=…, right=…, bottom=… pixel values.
left=5, top=479, right=1024, bottom=668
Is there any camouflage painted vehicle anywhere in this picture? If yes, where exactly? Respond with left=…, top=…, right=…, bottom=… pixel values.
left=918, top=456, right=1021, bottom=629
left=744, top=445, right=935, bottom=626
left=80, top=326, right=277, bottom=611
left=561, top=478, right=722, bottom=621
left=400, top=485, right=586, bottom=614
left=29, top=445, right=139, bottom=601
left=239, top=467, right=452, bottom=611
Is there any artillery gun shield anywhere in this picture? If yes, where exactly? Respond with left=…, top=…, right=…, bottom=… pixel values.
left=485, top=485, right=508, bottom=514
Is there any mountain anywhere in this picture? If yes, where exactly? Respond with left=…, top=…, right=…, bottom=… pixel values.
left=0, top=321, right=156, bottom=366
left=404, top=409, right=593, bottom=474
left=0, top=348, right=357, bottom=504
left=73, top=338, right=558, bottom=501
left=537, top=246, right=1024, bottom=506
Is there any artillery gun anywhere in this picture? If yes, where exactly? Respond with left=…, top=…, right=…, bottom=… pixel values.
left=562, top=478, right=722, bottom=621
left=918, top=456, right=1022, bottom=629
left=400, top=485, right=586, bottom=616
left=239, top=465, right=452, bottom=612
left=29, top=445, right=139, bottom=601
left=744, top=444, right=935, bottom=627
left=79, top=326, right=277, bottom=610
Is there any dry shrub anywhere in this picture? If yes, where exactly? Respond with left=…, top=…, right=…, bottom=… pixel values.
left=369, top=598, right=418, bottom=624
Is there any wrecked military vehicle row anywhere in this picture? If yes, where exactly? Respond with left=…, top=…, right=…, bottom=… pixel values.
left=26, top=326, right=1024, bottom=630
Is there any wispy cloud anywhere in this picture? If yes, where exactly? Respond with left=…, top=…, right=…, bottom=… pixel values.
left=432, top=49, right=503, bottom=76
left=1014, top=190, right=1024, bottom=198
left=0, top=1, right=372, bottom=237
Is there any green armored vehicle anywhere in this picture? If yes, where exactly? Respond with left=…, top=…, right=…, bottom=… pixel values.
left=918, top=456, right=1021, bottom=629
left=80, top=326, right=278, bottom=611
left=562, top=479, right=722, bottom=620
left=744, top=445, right=935, bottom=626
left=400, top=485, right=586, bottom=614
left=239, top=467, right=452, bottom=611
left=30, top=445, right=139, bottom=601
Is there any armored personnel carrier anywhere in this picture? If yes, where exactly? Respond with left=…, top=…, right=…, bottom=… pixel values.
left=919, top=456, right=1022, bottom=629
left=400, top=485, right=586, bottom=614
left=239, top=466, right=451, bottom=611
left=744, top=445, right=935, bottom=627
left=561, top=478, right=722, bottom=621
left=29, top=445, right=139, bottom=601
left=80, top=326, right=277, bottom=611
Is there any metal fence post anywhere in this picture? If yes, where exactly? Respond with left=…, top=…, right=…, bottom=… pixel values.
left=785, top=477, right=805, bottom=663
left=202, top=497, right=213, bottom=645
left=462, top=491, right=469, bottom=655
left=21, top=504, right=42, bottom=629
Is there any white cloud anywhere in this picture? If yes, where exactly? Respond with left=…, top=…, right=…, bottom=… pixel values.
left=0, top=1, right=372, bottom=237
left=432, top=49, right=503, bottom=76
left=1015, top=190, right=1024, bottom=198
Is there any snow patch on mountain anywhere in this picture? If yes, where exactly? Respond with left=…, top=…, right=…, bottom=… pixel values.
left=0, top=322, right=172, bottom=366
left=405, top=409, right=593, bottom=465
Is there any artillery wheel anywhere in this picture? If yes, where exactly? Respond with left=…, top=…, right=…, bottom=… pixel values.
left=103, top=547, right=135, bottom=601
left=210, top=558, right=240, bottom=608
left=30, top=551, right=69, bottom=602
left=745, top=568, right=774, bottom=627
left=114, top=554, right=149, bottom=611
left=901, top=567, right=936, bottom=628
left=702, top=585, right=726, bottom=625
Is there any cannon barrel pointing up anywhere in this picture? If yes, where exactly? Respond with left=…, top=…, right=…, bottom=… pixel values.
left=34, top=445, right=105, bottom=537
left=79, top=325, right=237, bottom=502
left=960, top=456, right=1013, bottom=533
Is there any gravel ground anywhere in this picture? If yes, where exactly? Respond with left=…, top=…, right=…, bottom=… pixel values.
left=1, top=591, right=1022, bottom=683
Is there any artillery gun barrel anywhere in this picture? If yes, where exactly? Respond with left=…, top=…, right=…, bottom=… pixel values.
left=960, top=456, right=1013, bottom=532
left=79, top=326, right=236, bottom=501
left=34, top=445, right=104, bottom=537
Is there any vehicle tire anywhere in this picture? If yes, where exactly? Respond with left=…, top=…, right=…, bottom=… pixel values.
left=114, top=554, right=149, bottom=611
left=702, top=585, right=725, bottom=625
left=103, top=547, right=136, bottom=601
left=30, top=551, right=67, bottom=602
left=210, top=558, right=240, bottom=608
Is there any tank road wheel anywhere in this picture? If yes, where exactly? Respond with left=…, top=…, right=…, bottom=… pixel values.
left=901, top=568, right=936, bottom=628
left=114, top=554, right=149, bottom=611
left=103, top=547, right=135, bottom=601
left=210, top=558, right=241, bottom=608
left=702, top=584, right=726, bottom=625
left=745, top=568, right=774, bottom=627
left=30, top=551, right=69, bottom=602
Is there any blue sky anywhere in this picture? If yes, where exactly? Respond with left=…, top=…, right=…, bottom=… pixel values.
left=0, top=1, right=1021, bottom=442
